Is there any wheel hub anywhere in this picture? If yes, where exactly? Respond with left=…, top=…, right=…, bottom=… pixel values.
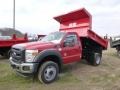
left=96, top=55, right=101, bottom=64
left=44, top=66, right=56, bottom=81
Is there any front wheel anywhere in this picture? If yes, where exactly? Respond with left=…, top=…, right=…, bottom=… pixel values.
left=38, top=61, right=59, bottom=84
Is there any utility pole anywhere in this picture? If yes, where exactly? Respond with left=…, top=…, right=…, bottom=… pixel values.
left=13, top=0, right=15, bottom=30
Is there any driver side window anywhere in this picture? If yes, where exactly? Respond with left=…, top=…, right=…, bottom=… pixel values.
left=64, top=34, right=77, bottom=47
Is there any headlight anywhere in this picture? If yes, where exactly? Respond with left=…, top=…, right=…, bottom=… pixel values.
left=25, top=50, right=38, bottom=62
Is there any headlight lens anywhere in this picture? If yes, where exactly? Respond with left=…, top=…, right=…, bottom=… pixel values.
left=25, top=50, right=38, bottom=62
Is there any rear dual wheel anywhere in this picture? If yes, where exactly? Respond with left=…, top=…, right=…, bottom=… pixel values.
left=0, top=53, right=4, bottom=57
left=38, top=61, right=59, bottom=84
left=86, top=52, right=102, bottom=66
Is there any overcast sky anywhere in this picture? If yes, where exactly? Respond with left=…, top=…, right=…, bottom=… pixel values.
left=0, top=0, right=120, bottom=36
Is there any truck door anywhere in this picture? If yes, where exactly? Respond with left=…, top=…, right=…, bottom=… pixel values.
left=62, top=34, right=82, bottom=64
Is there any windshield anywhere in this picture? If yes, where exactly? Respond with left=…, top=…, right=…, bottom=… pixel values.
left=40, top=32, right=65, bottom=43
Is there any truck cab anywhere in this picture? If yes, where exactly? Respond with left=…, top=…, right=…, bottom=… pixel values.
left=10, top=8, right=108, bottom=84
left=10, top=31, right=82, bottom=83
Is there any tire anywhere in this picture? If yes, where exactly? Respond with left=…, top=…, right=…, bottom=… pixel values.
left=7, top=50, right=11, bottom=58
left=1, top=50, right=11, bottom=58
left=38, top=61, right=59, bottom=84
left=0, top=53, right=4, bottom=57
left=4, top=50, right=10, bottom=58
left=86, top=52, right=102, bottom=66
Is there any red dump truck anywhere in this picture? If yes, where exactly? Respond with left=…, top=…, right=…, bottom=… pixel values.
left=0, top=34, right=28, bottom=57
left=10, top=8, right=108, bottom=83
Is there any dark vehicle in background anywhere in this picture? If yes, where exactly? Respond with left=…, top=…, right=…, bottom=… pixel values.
left=110, top=35, right=120, bottom=57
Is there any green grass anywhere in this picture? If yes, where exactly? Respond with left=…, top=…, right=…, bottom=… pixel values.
left=0, top=61, right=32, bottom=90
left=90, top=74, right=120, bottom=84
left=0, top=48, right=120, bottom=90
left=0, top=60, right=81, bottom=90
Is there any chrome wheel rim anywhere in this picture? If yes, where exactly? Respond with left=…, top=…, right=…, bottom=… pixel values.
left=44, top=65, right=56, bottom=81
left=96, top=55, right=101, bottom=64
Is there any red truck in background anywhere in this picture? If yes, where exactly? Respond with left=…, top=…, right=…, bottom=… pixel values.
left=0, top=34, right=45, bottom=58
left=10, top=8, right=108, bottom=84
left=0, top=34, right=28, bottom=57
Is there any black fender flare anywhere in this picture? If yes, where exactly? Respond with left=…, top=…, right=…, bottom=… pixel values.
left=34, top=49, right=63, bottom=70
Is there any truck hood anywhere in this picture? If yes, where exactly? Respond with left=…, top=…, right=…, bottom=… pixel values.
left=13, top=41, right=57, bottom=50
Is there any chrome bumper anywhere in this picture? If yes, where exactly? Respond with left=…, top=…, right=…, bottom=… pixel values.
left=9, top=57, right=38, bottom=74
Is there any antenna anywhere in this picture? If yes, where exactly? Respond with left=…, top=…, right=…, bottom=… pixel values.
left=13, top=0, right=15, bottom=30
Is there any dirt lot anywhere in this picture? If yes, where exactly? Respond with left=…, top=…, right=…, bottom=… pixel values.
left=0, top=48, right=120, bottom=90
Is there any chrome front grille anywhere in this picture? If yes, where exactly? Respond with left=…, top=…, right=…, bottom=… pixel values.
left=11, top=48, right=25, bottom=64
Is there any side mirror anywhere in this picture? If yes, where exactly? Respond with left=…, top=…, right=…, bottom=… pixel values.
left=64, top=39, right=75, bottom=47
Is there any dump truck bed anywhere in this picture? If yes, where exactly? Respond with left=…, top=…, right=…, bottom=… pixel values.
left=84, top=30, right=108, bottom=49
left=54, top=8, right=108, bottom=49
left=62, top=29, right=108, bottom=49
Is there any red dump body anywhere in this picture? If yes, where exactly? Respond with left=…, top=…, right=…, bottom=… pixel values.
left=0, top=34, right=28, bottom=48
left=54, top=8, right=108, bottom=49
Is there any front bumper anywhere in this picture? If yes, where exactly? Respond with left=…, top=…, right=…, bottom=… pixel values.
left=9, top=57, right=39, bottom=74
